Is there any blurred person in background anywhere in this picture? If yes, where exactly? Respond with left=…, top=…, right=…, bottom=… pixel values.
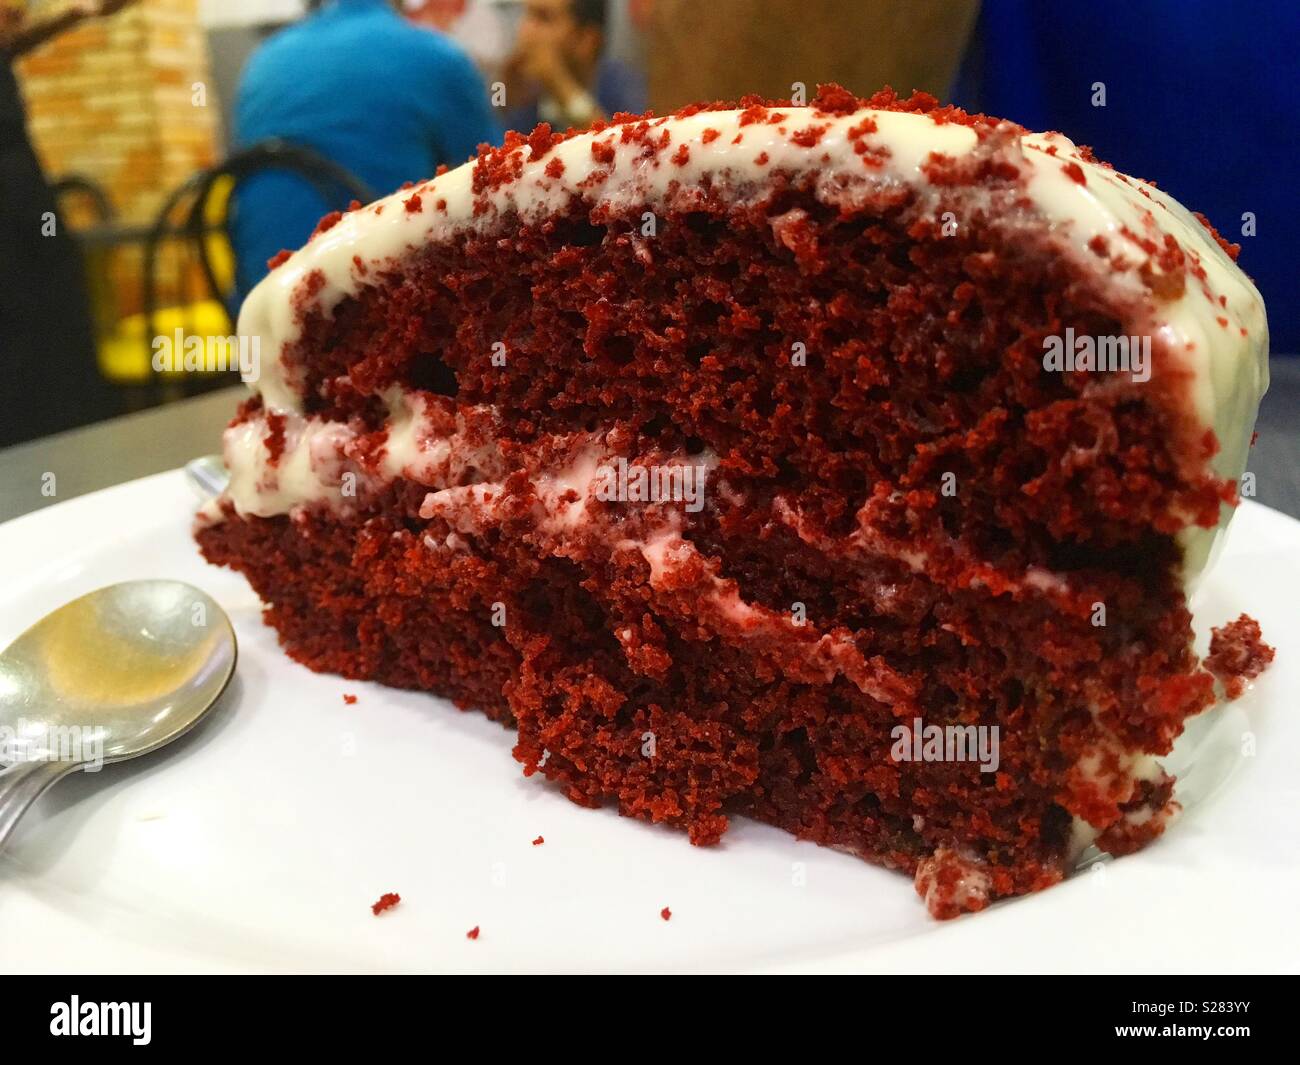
left=231, top=0, right=500, bottom=300
left=502, top=0, right=645, bottom=132
left=0, top=0, right=136, bottom=447
left=406, top=0, right=511, bottom=77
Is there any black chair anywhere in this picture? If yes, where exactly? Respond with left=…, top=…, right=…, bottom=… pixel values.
left=141, top=140, right=374, bottom=400
left=50, top=174, right=116, bottom=224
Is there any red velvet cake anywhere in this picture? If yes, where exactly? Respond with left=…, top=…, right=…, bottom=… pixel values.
left=197, top=86, right=1272, bottom=919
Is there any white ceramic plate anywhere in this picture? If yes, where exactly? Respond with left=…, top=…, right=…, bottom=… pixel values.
left=0, top=470, right=1296, bottom=973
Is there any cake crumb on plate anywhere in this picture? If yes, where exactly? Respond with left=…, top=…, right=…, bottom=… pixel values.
left=371, top=892, right=400, bottom=915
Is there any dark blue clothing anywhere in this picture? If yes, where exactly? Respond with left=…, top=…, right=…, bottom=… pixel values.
left=231, top=0, right=500, bottom=298
left=952, top=0, right=1299, bottom=354
left=502, top=56, right=647, bottom=133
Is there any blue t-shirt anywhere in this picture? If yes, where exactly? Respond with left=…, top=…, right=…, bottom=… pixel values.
left=952, top=0, right=1299, bottom=354
left=231, top=0, right=501, bottom=298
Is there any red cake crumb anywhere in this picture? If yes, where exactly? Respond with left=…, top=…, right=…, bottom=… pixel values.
left=671, top=142, right=690, bottom=166
left=371, top=892, right=400, bottom=915
left=845, top=116, right=879, bottom=141
left=853, top=139, right=891, bottom=167
left=293, top=268, right=326, bottom=309
left=754, top=151, right=769, bottom=166
left=1193, top=210, right=1242, bottom=260
left=660, top=906, right=672, bottom=921
left=526, top=121, right=557, bottom=161
left=466, top=925, right=480, bottom=940
left=262, top=411, right=287, bottom=464
left=266, top=248, right=293, bottom=270
left=790, top=123, right=829, bottom=148
left=701, top=128, right=720, bottom=144
left=811, top=82, right=861, bottom=115
left=312, top=210, right=343, bottom=237
left=343, top=693, right=358, bottom=705
left=1061, top=160, right=1087, bottom=185
left=544, top=156, right=565, bottom=179
left=532, top=835, right=544, bottom=845
left=1206, top=614, right=1275, bottom=699
left=914, top=849, right=993, bottom=920
left=405, top=193, right=422, bottom=213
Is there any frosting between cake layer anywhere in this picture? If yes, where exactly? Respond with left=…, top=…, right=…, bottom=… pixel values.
left=213, top=414, right=354, bottom=520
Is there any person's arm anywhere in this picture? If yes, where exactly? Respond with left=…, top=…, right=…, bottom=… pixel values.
left=523, top=42, right=603, bottom=126
left=1, top=0, right=139, bottom=59
left=498, top=51, right=539, bottom=116
left=509, top=36, right=604, bottom=127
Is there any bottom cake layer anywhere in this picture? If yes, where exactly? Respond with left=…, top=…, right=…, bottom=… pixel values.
left=196, top=463, right=1277, bottom=919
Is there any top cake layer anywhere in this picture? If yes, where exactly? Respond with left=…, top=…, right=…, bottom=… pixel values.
left=233, top=87, right=1268, bottom=579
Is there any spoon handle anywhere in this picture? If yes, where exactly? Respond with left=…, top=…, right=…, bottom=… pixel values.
left=0, top=761, right=79, bottom=850
left=185, top=454, right=229, bottom=500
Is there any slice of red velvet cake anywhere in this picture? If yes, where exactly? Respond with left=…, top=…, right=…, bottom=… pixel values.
left=197, top=86, right=1272, bottom=919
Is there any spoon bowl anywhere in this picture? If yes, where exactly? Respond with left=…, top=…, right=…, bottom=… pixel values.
left=0, top=580, right=236, bottom=848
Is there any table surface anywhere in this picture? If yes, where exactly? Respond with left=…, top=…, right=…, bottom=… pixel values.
left=1, top=361, right=1297, bottom=524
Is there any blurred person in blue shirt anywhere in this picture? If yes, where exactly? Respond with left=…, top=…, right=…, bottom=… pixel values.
left=953, top=0, right=1298, bottom=354
left=231, top=0, right=500, bottom=299
left=501, top=0, right=646, bottom=132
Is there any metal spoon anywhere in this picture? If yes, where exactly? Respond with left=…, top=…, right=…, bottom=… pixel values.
left=184, top=454, right=228, bottom=501
left=0, top=580, right=236, bottom=850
